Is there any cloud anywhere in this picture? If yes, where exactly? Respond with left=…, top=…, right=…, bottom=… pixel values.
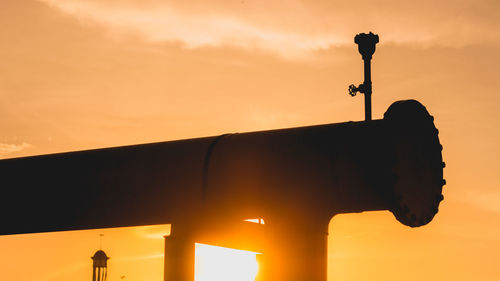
left=134, top=224, right=171, bottom=239
left=467, top=189, right=500, bottom=214
left=114, top=253, right=164, bottom=262
left=0, top=142, right=32, bottom=157
left=38, top=0, right=341, bottom=58
left=36, top=261, right=87, bottom=281
left=37, top=0, right=500, bottom=58
left=246, top=105, right=300, bottom=128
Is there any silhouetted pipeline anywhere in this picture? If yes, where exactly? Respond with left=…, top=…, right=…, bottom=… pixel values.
left=0, top=99, right=444, bottom=281
left=0, top=100, right=443, bottom=236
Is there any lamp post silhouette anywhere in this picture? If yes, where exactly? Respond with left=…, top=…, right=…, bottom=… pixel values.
left=91, top=250, right=109, bottom=281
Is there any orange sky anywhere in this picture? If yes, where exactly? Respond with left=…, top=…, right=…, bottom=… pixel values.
left=1, top=0, right=499, bottom=280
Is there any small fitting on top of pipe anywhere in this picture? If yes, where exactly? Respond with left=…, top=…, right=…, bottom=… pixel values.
left=348, top=32, right=379, bottom=121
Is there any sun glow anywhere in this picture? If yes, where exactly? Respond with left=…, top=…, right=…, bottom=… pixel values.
left=244, top=218, right=265, bottom=224
left=195, top=243, right=259, bottom=281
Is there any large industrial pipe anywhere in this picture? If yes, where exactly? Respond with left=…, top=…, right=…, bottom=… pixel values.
left=0, top=99, right=444, bottom=281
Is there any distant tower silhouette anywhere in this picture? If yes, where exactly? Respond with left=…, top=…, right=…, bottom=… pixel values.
left=92, top=235, right=109, bottom=281
left=92, top=250, right=109, bottom=281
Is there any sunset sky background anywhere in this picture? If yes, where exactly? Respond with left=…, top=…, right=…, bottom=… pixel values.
left=1, top=0, right=499, bottom=280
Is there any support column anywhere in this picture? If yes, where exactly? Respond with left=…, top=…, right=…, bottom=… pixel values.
left=255, top=221, right=329, bottom=281
left=164, top=235, right=195, bottom=281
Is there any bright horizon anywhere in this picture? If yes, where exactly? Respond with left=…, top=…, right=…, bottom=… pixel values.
left=1, top=0, right=500, bottom=280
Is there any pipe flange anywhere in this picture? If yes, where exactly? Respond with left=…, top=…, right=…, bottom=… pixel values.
left=384, top=100, right=445, bottom=227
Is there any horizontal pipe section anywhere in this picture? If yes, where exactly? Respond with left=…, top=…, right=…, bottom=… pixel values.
left=0, top=137, right=214, bottom=234
left=0, top=100, right=443, bottom=235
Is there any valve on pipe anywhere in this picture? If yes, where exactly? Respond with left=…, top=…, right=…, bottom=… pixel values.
left=0, top=33, right=445, bottom=281
left=348, top=32, right=379, bottom=121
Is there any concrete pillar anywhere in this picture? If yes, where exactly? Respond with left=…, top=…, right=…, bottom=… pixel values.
left=164, top=235, right=195, bottom=281
left=255, top=221, right=329, bottom=281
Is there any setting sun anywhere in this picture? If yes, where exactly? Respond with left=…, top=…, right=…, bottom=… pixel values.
left=195, top=243, right=259, bottom=281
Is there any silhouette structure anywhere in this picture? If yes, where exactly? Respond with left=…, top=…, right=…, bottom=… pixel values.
left=0, top=33, right=445, bottom=281
left=91, top=250, right=109, bottom=281
left=349, top=32, right=379, bottom=120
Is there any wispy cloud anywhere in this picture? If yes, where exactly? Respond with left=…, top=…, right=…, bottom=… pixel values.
left=134, top=224, right=171, bottom=239
left=38, top=0, right=500, bottom=58
left=39, top=0, right=341, bottom=58
left=467, top=189, right=500, bottom=214
left=247, top=105, right=300, bottom=128
left=0, top=142, right=32, bottom=157
left=36, top=261, right=87, bottom=281
left=114, top=252, right=164, bottom=262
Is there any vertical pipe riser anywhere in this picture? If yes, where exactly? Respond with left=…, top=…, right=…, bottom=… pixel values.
left=364, top=59, right=372, bottom=121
